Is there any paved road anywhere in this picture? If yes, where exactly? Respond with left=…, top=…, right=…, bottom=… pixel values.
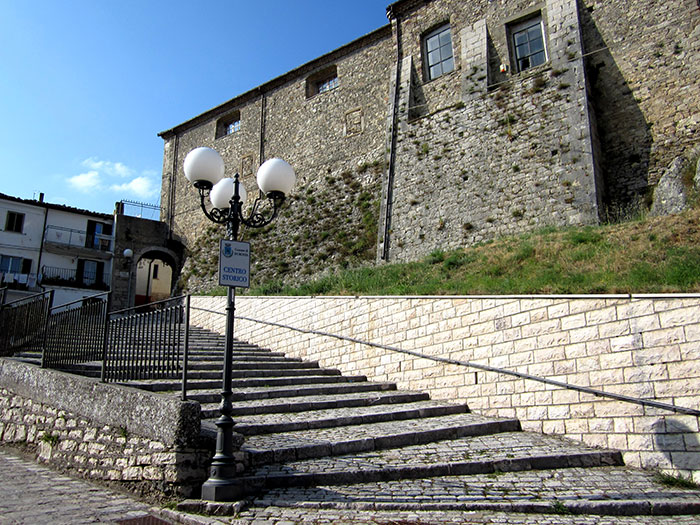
left=0, top=448, right=159, bottom=525
left=3, top=447, right=700, bottom=525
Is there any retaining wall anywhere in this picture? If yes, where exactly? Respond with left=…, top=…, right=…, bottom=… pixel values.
left=0, top=359, right=210, bottom=500
left=191, top=294, right=700, bottom=481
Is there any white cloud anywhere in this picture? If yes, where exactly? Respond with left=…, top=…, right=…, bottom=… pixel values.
left=66, top=157, right=160, bottom=202
left=81, top=157, right=133, bottom=178
left=110, top=176, right=159, bottom=199
left=67, top=171, right=101, bottom=193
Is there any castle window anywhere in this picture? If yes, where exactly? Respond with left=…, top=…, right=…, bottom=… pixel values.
left=317, top=75, right=339, bottom=94
left=510, top=15, right=547, bottom=72
left=216, top=111, right=241, bottom=139
left=306, top=66, right=339, bottom=98
left=4, top=211, right=24, bottom=233
left=424, top=24, right=454, bottom=80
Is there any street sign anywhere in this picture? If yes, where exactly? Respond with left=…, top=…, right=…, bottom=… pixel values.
left=219, top=240, right=250, bottom=288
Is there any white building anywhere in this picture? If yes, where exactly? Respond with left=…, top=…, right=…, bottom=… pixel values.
left=0, top=193, right=114, bottom=306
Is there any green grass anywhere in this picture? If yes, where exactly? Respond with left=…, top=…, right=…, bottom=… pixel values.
left=654, top=471, right=700, bottom=489
left=236, top=207, right=700, bottom=297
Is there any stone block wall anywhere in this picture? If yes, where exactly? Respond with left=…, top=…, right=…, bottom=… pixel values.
left=383, top=0, right=601, bottom=261
left=581, top=0, right=700, bottom=207
left=191, top=294, right=700, bottom=481
left=0, top=359, right=213, bottom=500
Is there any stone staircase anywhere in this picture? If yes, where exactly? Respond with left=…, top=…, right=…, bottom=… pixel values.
left=12, top=326, right=700, bottom=518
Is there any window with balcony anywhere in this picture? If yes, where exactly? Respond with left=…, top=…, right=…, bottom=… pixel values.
left=4, top=211, right=25, bottom=233
left=86, top=220, right=113, bottom=251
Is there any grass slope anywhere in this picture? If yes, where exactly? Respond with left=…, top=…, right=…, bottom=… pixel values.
left=233, top=208, right=700, bottom=297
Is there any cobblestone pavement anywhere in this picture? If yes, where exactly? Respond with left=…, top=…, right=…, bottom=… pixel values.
left=2, top=447, right=700, bottom=525
left=0, top=448, right=157, bottom=525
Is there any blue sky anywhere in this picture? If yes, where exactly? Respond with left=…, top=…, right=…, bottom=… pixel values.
left=0, top=1, right=390, bottom=215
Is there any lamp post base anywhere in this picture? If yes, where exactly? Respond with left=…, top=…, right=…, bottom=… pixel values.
left=200, top=478, right=245, bottom=502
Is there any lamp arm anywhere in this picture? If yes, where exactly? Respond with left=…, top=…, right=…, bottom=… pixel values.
left=238, top=192, right=286, bottom=229
left=197, top=187, right=230, bottom=225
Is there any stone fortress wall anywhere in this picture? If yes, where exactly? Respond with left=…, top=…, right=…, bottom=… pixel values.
left=160, top=0, right=699, bottom=281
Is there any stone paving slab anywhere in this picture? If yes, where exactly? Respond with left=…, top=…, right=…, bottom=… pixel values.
left=252, top=431, right=618, bottom=476
left=187, top=381, right=398, bottom=404
left=169, top=505, right=700, bottom=524
left=249, top=466, right=700, bottom=513
left=242, top=413, right=521, bottom=464
left=230, top=399, right=470, bottom=434
left=0, top=448, right=157, bottom=525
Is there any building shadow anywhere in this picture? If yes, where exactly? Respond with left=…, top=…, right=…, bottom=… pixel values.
left=652, top=417, right=700, bottom=472
left=579, top=5, right=653, bottom=220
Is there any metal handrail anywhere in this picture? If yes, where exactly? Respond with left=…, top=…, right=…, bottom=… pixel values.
left=191, top=305, right=700, bottom=417
left=0, top=290, right=53, bottom=356
left=49, top=291, right=109, bottom=313
left=102, top=295, right=191, bottom=400
left=42, top=292, right=109, bottom=369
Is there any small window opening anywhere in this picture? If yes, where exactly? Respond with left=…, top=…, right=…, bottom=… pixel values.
left=216, top=111, right=241, bottom=138
left=5, top=211, right=24, bottom=233
left=424, top=24, right=454, bottom=80
left=306, top=66, right=339, bottom=98
left=510, top=16, right=547, bottom=72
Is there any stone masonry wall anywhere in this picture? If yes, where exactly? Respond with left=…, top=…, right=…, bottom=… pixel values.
left=384, top=0, right=601, bottom=261
left=581, top=0, right=700, bottom=208
left=160, top=27, right=394, bottom=291
left=190, top=294, right=700, bottom=481
left=0, top=359, right=212, bottom=500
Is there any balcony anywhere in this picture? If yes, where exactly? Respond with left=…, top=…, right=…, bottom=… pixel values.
left=43, top=225, right=112, bottom=259
left=41, top=266, right=109, bottom=291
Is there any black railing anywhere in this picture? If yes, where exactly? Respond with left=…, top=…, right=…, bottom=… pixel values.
left=41, top=266, right=109, bottom=291
left=102, top=296, right=190, bottom=399
left=0, top=291, right=53, bottom=356
left=42, top=292, right=109, bottom=369
left=0, top=287, right=6, bottom=305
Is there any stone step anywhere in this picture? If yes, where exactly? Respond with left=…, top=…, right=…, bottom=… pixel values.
left=241, top=413, right=522, bottom=466
left=201, top=391, right=431, bottom=418
left=187, top=352, right=290, bottom=361
left=236, top=430, right=622, bottom=494
left=240, top=465, right=700, bottom=516
left=186, top=368, right=342, bottom=380
left=190, top=360, right=320, bottom=370
left=187, top=381, right=398, bottom=404
left=225, top=400, right=470, bottom=435
left=121, top=374, right=369, bottom=392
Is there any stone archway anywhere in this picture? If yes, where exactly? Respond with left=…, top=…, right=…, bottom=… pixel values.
left=134, top=250, right=176, bottom=306
left=110, top=213, right=184, bottom=311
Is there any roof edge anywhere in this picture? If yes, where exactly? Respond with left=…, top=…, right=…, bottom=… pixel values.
left=159, top=24, right=392, bottom=140
left=0, top=192, right=113, bottom=220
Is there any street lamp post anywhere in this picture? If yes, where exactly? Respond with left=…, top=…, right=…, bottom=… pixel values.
left=183, top=147, right=295, bottom=501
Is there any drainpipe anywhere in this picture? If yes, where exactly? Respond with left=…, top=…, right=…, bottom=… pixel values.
left=36, top=193, right=48, bottom=290
left=168, top=134, right=179, bottom=236
left=259, top=89, right=267, bottom=164
left=381, top=7, right=404, bottom=261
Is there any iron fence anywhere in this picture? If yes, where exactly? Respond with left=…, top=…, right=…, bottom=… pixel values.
left=0, top=291, right=53, bottom=356
left=42, top=292, right=109, bottom=369
left=102, top=296, right=190, bottom=395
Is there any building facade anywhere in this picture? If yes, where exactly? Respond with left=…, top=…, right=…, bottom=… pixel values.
left=0, top=193, right=114, bottom=306
left=160, top=0, right=699, bottom=287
